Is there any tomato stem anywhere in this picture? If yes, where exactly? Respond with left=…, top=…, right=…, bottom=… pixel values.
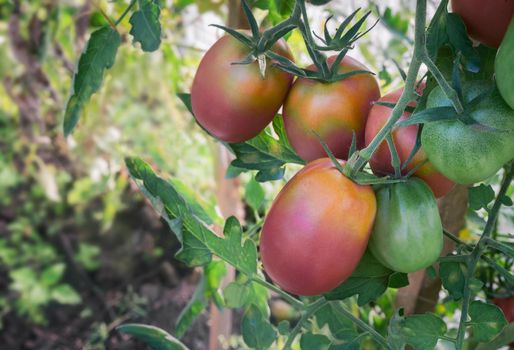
left=251, top=277, right=305, bottom=309
left=114, top=0, right=137, bottom=27
left=283, top=298, right=327, bottom=350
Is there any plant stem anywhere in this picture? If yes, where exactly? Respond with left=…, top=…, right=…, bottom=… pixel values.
left=283, top=298, right=327, bottom=350
left=115, top=0, right=137, bottom=26
left=345, top=0, right=427, bottom=176
left=331, top=302, right=392, bottom=350
left=251, top=277, right=304, bottom=309
left=455, top=163, right=514, bottom=349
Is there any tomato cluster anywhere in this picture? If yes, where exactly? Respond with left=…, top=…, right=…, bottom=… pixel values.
left=190, top=5, right=514, bottom=295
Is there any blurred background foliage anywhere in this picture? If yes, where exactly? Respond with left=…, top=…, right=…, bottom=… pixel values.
left=0, top=0, right=511, bottom=349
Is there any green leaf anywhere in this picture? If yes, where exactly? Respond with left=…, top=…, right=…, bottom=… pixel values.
left=315, top=304, right=361, bottom=348
left=117, top=324, right=189, bottom=350
left=224, top=281, right=251, bottom=309
left=439, top=261, right=465, bottom=300
left=468, top=184, right=496, bottom=210
left=50, top=284, right=81, bottom=304
left=300, top=332, right=330, bottom=350
left=175, top=276, right=208, bottom=338
left=242, top=305, right=277, bottom=350
left=468, top=301, right=508, bottom=343
left=129, top=0, right=161, bottom=52
left=388, top=311, right=447, bottom=350
left=41, top=263, right=65, bottom=286
left=63, top=26, right=120, bottom=136
left=228, top=116, right=305, bottom=182
left=325, top=251, right=403, bottom=305
left=126, top=158, right=258, bottom=275
left=245, top=177, right=265, bottom=211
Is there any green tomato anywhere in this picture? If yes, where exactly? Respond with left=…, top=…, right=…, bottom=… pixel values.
left=496, top=18, right=514, bottom=109
left=421, top=81, right=514, bottom=185
left=369, top=178, right=443, bottom=273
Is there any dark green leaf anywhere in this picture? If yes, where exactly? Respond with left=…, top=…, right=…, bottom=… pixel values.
left=439, top=261, right=465, bottom=300
left=242, top=305, right=277, bottom=350
left=388, top=272, right=409, bottom=289
left=300, top=332, right=330, bottom=350
left=63, top=26, right=120, bottom=136
left=129, top=0, right=161, bottom=52
left=245, top=177, right=265, bottom=211
left=468, top=184, right=495, bottom=210
left=469, top=301, right=508, bottom=342
left=277, top=320, right=290, bottom=335
left=325, top=251, right=400, bottom=305
left=117, top=324, right=188, bottom=350
left=388, top=311, right=447, bottom=350
left=126, top=158, right=258, bottom=275
left=177, top=93, right=193, bottom=115
left=395, top=106, right=459, bottom=127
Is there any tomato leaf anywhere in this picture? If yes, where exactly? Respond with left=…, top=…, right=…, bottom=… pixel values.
left=228, top=116, right=305, bottom=182
left=468, top=301, right=508, bottom=342
left=117, top=324, right=189, bottom=350
left=395, top=106, right=460, bottom=127
left=468, top=184, right=495, bottom=210
left=315, top=304, right=362, bottom=347
left=175, top=275, right=208, bottom=338
left=242, top=305, right=278, bottom=350
left=129, top=0, right=161, bottom=52
left=245, top=177, right=265, bottom=211
left=63, top=26, right=120, bottom=137
left=126, top=158, right=258, bottom=275
left=300, top=332, right=331, bottom=350
left=439, top=261, right=465, bottom=300
left=324, top=251, right=404, bottom=305
left=388, top=311, right=447, bottom=350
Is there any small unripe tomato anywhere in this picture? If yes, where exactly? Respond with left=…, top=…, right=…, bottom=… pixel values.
left=364, top=87, right=454, bottom=198
left=191, top=35, right=293, bottom=143
left=283, top=55, right=380, bottom=162
left=260, top=158, right=377, bottom=296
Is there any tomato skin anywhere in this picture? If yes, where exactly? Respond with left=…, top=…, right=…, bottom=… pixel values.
left=494, top=297, right=514, bottom=323
left=451, top=0, right=514, bottom=48
left=283, top=55, right=380, bottom=162
left=191, top=35, right=293, bottom=143
left=496, top=17, right=514, bottom=109
left=369, top=178, right=443, bottom=273
left=421, top=82, right=514, bottom=185
left=260, top=158, right=377, bottom=296
left=365, top=88, right=454, bottom=198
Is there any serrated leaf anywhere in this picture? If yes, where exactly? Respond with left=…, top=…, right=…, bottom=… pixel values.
left=242, top=305, right=277, bottom=350
left=324, top=251, right=401, bottom=305
left=388, top=311, right=447, bottom=350
left=468, top=184, right=495, bottom=210
left=63, top=26, right=120, bottom=136
left=117, top=324, right=189, bottom=350
left=439, top=261, right=465, bottom=300
left=468, top=301, right=508, bottom=343
left=126, top=158, right=259, bottom=276
left=245, top=177, right=265, bottom=211
left=129, top=0, right=161, bottom=52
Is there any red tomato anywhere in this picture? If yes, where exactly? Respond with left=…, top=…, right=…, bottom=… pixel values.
left=364, top=87, right=454, bottom=198
left=494, top=297, right=514, bottom=323
left=283, top=55, right=380, bottom=162
left=451, top=0, right=514, bottom=48
left=260, top=158, right=377, bottom=296
left=191, top=35, right=293, bottom=143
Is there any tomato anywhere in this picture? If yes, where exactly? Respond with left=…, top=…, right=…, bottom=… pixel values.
left=260, top=158, right=376, bottom=296
left=365, top=87, right=454, bottom=198
left=494, top=297, right=514, bottom=323
left=191, top=35, right=293, bottom=143
left=369, top=178, right=443, bottom=273
left=451, top=0, right=514, bottom=48
left=283, top=55, right=380, bottom=162
left=421, top=81, right=514, bottom=185
left=496, top=17, right=514, bottom=110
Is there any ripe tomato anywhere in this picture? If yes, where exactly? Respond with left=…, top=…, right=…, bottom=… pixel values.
left=369, top=178, right=443, bottom=273
left=496, top=17, right=514, bottom=109
left=494, top=297, right=514, bottom=323
left=451, top=0, right=514, bottom=48
left=191, top=35, right=293, bottom=143
left=283, top=55, right=380, bottom=162
left=421, top=81, right=514, bottom=185
left=365, top=87, right=454, bottom=198
left=260, top=158, right=376, bottom=296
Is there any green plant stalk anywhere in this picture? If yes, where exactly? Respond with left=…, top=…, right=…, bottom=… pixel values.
left=345, top=0, right=427, bottom=176
left=455, top=163, right=514, bottom=349
left=331, top=302, right=392, bottom=350
left=386, top=134, right=402, bottom=177
left=283, top=298, right=327, bottom=350
left=115, top=0, right=137, bottom=26
left=251, top=277, right=304, bottom=309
